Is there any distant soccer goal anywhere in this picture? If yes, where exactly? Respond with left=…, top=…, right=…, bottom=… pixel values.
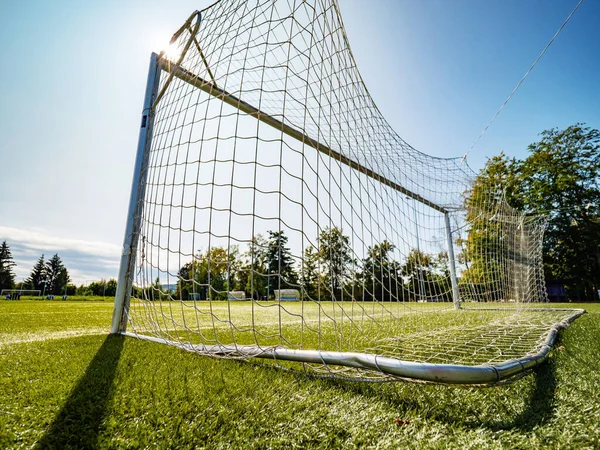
left=2, top=289, right=41, bottom=299
left=274, top=290, right=300, bottom=302
left=111, top=0, right=583, bottom=385
left=227, top=291, right=246, bottom=301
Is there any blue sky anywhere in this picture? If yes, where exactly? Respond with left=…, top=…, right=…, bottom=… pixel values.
left=0, top=0, right=598, bottom=283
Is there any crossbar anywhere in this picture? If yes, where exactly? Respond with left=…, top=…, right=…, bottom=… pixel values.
left=156, top=58, right=448, bottom=214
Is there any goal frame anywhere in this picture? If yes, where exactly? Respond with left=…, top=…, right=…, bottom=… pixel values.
left=111, top=9, right=584, bottom=385
left=1, top=289, right=42, bottom=298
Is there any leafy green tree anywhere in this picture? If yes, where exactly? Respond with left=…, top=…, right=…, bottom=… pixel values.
left=265, top=230, right=298, bottom=292
left=400, top=250, right=452, bottom=301
left=464, top=125, right=600, bottom=301
left=45, top=254, right=70, bottom=295
left=26, top=255, right=47, bottom=292
left=402, top=249, right=431, bottom=301
left=84, top=279, right=118, bottom=297
left=65, top=284, right=77, bottom=296
left=0, top=241, right=16, bottom=291
left=105, top=279, right=118, bottom=297
left=317, top=227, right=352, bottom=299
left=177, top=245, right=240, bottom=300
left=361, top=240, right=402, bottom=301
left=460, top=154, right=523, bottom=301
left=518, top=124, right=600, bottom=299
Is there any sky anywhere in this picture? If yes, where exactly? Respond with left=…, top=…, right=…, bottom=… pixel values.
left=0, top=0, right=598, bottom=284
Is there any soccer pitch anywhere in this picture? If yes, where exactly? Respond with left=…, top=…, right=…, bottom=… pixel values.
left=1, top=299, right=599, bottom=448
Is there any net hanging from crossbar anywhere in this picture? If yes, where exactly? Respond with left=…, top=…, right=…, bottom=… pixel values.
left=115, top=0, right=583, bottom=385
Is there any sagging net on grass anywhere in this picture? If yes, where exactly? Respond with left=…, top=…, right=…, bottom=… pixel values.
left=115, top=0, right=583, bottom=384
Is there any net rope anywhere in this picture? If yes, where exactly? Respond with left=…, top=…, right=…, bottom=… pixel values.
left=121, top=0, right=582, bottom=384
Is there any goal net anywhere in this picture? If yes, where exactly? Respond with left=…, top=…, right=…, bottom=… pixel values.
left=112, top=0, right=583, bottom=384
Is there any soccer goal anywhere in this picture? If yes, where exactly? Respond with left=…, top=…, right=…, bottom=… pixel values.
left=2, top=289, right=41, bottom=299
left=112, top=0, right=583, bottom=385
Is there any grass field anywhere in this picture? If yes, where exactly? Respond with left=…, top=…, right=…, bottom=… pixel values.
left=1, top=299, right=599, bottom=449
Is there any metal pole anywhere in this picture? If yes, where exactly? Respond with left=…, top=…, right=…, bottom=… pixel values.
left=518, top=215, right=525, bottom=303
left=444, top=213, right=461, bottom=309
left=410, top=200, right=426, bottom=302
left=111, top=53, right=162, bottom=334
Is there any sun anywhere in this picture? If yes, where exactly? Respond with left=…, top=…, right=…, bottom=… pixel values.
left=160, top=41, right=181, bottom=62
left=152, top=34, right=180, bottom=62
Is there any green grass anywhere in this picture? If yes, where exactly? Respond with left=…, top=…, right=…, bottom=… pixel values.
left=1, top=301, right=599, bottom=449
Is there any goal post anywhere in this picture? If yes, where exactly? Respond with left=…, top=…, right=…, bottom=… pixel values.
left=111, top=52, right=162, bottom=334
left=112, top=0, right=583, bottom=385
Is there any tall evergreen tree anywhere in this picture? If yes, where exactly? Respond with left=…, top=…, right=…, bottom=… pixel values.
left=265, top=230, right=298, bottom=291
left=26, top=255, right=47, bottom=292
left=0, top=241, right=16, bottom=291
left=45, top=254, right=70, bottom=295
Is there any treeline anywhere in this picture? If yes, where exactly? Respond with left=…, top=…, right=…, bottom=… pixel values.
left=0, top=242, right=71, bottom=296
left=0, top=240, right=121, bottom=297
left=173, top=228, right=452, bottom=302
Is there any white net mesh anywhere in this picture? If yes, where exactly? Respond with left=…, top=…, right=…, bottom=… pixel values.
left=117, top=0, right=583, bottom=384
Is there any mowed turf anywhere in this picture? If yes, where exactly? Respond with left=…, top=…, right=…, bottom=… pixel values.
left=1, top=300, right=599, bottom=449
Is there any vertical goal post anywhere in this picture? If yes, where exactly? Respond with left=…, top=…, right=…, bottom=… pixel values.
left=111, top=52, right=162, bottom=334
left=111, top=1, right=584, bottom=385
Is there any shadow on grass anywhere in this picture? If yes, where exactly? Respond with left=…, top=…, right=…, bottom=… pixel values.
left=297, top=343, right=559, bottom=433
left=35, top=334, right=124, bottom=450
left=508, top=356, right=557, bottom=430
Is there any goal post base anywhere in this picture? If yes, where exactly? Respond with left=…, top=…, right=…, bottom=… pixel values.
left=120, top=307, right=584, bottom=385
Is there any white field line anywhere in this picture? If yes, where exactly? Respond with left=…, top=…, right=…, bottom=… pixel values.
left=0, top=329, right=108, bottom=347
left=1, top=310, right=111, bottom=315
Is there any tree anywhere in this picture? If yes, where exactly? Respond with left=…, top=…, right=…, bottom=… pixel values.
left=176, top=245, right=241, bottom=300
left=301, top=245, right=321, bottom=300
left=83, top=279, right=118, bottom=297
left=265, top=230, right=298, bottom=292
left=26, top=255, right=47, bottom=292
left=243, top=235, right=268, bottom=299
left=464, top=125, right=600, bottom=301
left=45, top=254, right=70, bottom=295
left=460, top=154, right=521, bottom=301
left=518, top=124, right=600, bottom=300
left=0, top=241, right=16, bottom=291
left=317, top=227, right=352, bottom=299
left=105, top=279, right=118, bottom=297
left=402, top=249, right=432, bottom=301
left=361, top=240, right=401, bottom=302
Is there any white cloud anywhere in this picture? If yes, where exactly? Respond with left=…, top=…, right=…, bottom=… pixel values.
left=0, top=227, right=121, bottom=258
left=0, top=227, right=121, bottom=284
